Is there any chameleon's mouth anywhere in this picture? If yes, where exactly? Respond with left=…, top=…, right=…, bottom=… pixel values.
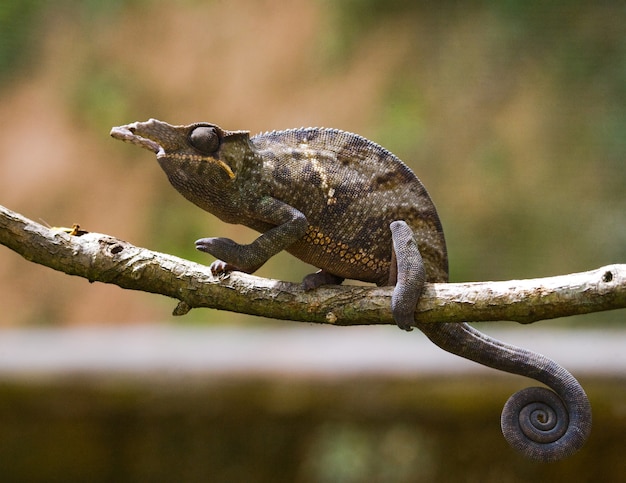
left=110, top=123, right=164, bottom=155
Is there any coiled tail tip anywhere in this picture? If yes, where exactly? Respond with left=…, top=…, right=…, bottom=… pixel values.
left=500, top=386, right=591, bottom=462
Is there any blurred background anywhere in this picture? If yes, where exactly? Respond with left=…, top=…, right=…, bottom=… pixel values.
left=0, top=0, right=625, bottom=481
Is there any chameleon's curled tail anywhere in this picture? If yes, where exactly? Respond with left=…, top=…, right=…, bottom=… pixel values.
left=416, top=322, right=592, bottom=461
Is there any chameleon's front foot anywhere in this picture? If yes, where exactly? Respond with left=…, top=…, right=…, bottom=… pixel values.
left=208, top=259, right=238, bottom=275
left=196, top=237, right=263, bottom=273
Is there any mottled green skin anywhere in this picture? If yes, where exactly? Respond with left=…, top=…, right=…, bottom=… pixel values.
left=111, top=119, right=591, bottom=461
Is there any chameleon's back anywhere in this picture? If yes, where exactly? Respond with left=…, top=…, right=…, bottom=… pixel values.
left=251, top=128, right=448, bottom=285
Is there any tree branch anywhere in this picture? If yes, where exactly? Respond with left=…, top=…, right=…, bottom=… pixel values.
left=1, top=203, right=625, bottom=326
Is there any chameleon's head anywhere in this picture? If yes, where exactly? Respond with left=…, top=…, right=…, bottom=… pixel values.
left=111, top=119, right=254, bottom=211
left=110, top=118, right=252, bottom=180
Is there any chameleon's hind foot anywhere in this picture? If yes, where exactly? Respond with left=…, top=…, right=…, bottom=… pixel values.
left=302, top=270, right=345, bottom=291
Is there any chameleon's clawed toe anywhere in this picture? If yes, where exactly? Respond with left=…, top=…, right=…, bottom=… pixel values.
left=209, top=259, right=235, bottom=275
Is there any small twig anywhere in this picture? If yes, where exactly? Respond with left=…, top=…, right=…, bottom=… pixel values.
left=1, top=203, right=625, bottom=326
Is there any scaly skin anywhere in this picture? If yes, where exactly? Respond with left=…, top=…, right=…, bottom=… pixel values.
left=111, top=118, right=591, bottom=460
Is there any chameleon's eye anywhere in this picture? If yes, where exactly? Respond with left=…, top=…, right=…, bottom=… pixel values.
left=189, top=126, right=220, bottom=154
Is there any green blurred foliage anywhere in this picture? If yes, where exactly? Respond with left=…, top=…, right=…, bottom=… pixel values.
left=0, top=1, right=133, bottom=129
left=0, top=0, right=41, bottom=85
left=70, top=65, right=137, bottom=131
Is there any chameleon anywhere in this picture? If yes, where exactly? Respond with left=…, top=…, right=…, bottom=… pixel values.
left=111, top=118, right=591, bottom=461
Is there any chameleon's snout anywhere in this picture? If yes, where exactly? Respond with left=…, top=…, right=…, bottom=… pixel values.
left=110, top=120, right=163, bottom=154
